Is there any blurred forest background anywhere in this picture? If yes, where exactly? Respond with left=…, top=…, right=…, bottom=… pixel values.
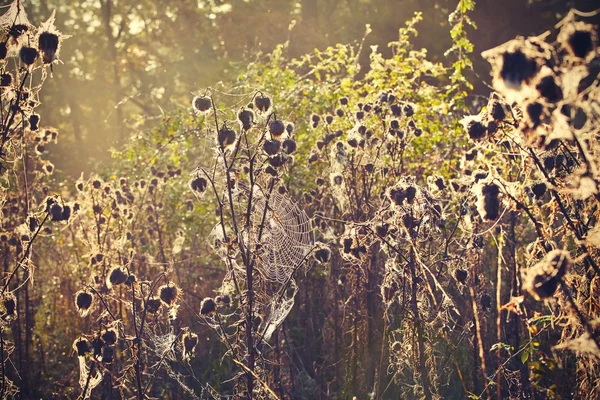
left=1, top=0, right=600, bottom=399
left=30, top=0, right=598, bottom=175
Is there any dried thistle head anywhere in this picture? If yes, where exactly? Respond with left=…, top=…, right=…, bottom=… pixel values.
left=454, top=269, right=468, bottom=284
left=1, top=292, right=17, bottom=321
left=282, top=138, right=297, bottom=154
left=475, top=182, right=501, bottom=221
left=101, top=327, right=118, bottom=346
left=238, top=109, right=254, bottom=130
left=107, top=266, right=128, bottom=288
left=75, top=290, right=94, bottom=317
left=200, top=297, right=216, bottom=315
left=524, top=249, right=572, bottom=301
left=216, top=294, right=231, bottom=306
left=73, top=337, right=90, bottom=357
left=146, top=297, right=162, bottom=313
left=558, top=20, right=597, bottom=60
left=254, top=94, right=271, bottom=112
left=19, top=46, right=39, bottom=66
left=38, top=31, right=60, bottom=64
left=182, top=330, right=199, bottom=360
left=192, top=95, right=212, bottom=112
left=188, top=176, right=208, bottom=193
left=159, top=283, right=180, bottom=307
left=218, top=124, right=237, bottom=150
left=269, top=120, right=286, bottom=138
left=313, top=244, right=332, bottom=263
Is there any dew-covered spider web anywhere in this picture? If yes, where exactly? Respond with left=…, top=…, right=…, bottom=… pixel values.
left=249, top=185, right=313, bottom=284
left=205, top=180, right=313, bottom=342
left=0, top=0, right=30, bottom=29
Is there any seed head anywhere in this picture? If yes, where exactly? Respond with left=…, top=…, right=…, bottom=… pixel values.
left=2, top=293, right=16, bottom=320
left=0, top=73, right=12, bottom=87
left=339, top=97, right=348, bottom=106
left=466, top=120, right=487, bottom=140
left=454, top=269, right=468, bottom=284
left=479, top=183, right=500, bottom=221
left=189, top=176, right=208, bottom=193
left=487, top=121, right=498, bottom=134
left=73, top=337, right=91, bottom=357
left=269, top=120, right=286, bottom=138
left=254, top=94, right=271, bottom=112
left=19, top=47, right=39, bottom=66
left=524, top=249, right=571, bottom=301
left=125, top=274, right=136, bottom=286
left=333, top=174, right=343, bottom=185
left=286, top=123, right=294, bottom=134
left=268, top=154, right=287, bottom=168
left=9, top=24, right=28, bottom=39
left=499, top=50, right=537, bottom=88
left=313, top=245, right=331, bottom=263
left=342, top=237, right=353, bottom=254
left=50, top=203, right=63, bottom=221
left=375, top=223, right=389, bottom=238
left=560, top=22, right=597, bottom=59
left=218, top=125, right=237, bottom=149
left=489, top=101, right=506, bottom=121
left=146, top=297, right=161, bottom=313
left=38, top=31, right=60, bottom=64
left=215, top=295, right=231, bottom=306
left=282, top=138, right=297, bottom=154
left=200, top=297, right=216, bottom=315
left=238, top=109, right=254, bottom=130
left=159, top=283, right=179, bottom=307
left=263, top=139, right=281, bottom=155
left=75, top=290, right=94, bottom=317
left=101, top=346, right=114, bottom=363
left=481, top=293, right=492, bottom=311
left=101, top=328, right=118, bottom=345
left=91, top=338, right=103, bottom=356
left=192, top=96, right=212, bottom=112
left=525, top=102, right=543, bottom=128
left=536, top=75, right=563, bottom=103
left=29, top=113, right=40, bottom=131
left=182, top=331, right=199, bottom=359
left=107, top=266, right=128, bottom=288
left=531, top=182, right=547, bottom=198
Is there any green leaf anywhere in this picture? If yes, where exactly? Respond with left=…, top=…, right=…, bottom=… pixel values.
left=521, top=348, right=531, bottom=364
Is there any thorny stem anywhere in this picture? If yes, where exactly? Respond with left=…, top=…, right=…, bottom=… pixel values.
left=409, top=247, right=432, bottom=400
left=132, top=284, right=143, bottom=400
left=0, top=328, right=4, bottom=399
left=469, top=282, right=492, bottom=400
left=210, top=95, right=243, bottom=262
left=2, top=211, right=49, bottom=294
left=196, top=167, right=242, bottom=297
left=1, top=71, right=29, bottom=152
left=527, top=147, right=600, bottom=275
left=559, top=280, right=600, bottom=351
left=243, top=178, right=276, bottom=398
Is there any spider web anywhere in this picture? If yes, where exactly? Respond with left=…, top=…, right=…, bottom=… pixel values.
left=0, top=0, right=30, bottom=29
left=205, top=181, right=313, bottom=342
left=249, top=185, right=313, bottom=284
